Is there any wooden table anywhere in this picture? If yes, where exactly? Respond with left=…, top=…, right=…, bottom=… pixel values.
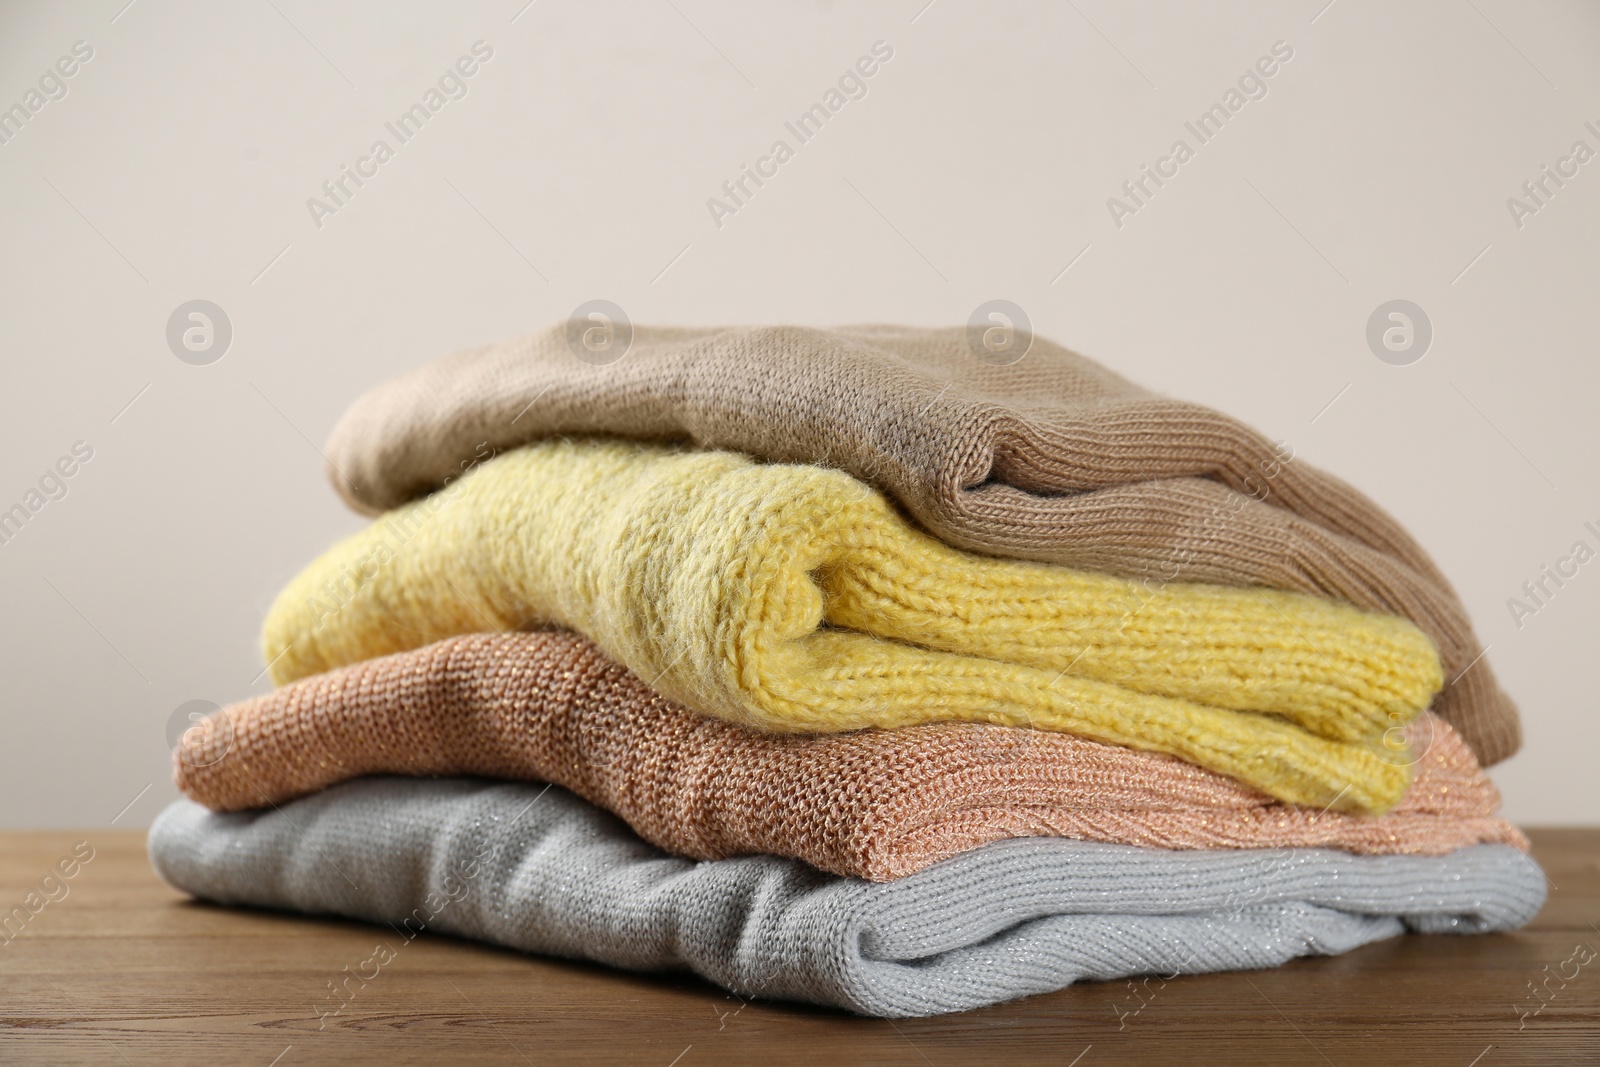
left=2, top=829, right=1595, bottom=1065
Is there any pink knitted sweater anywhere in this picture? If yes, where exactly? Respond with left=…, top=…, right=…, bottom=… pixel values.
left=174, top=633, right=1524, bottom=882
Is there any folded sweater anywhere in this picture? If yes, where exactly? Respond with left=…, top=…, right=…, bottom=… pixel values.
left=178, top=633, right=1522, bottom=881
left=147, top=779, right=1547, bottom=1018
left=320, top=323, right=1517, bottom=765
left=262, top=439, right=1443, bottom=813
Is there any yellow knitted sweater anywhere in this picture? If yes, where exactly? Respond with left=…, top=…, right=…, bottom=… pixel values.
left=262, top=439, right=1442, bottom=813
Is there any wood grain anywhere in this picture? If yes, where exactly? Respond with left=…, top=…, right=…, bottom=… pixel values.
left=0, top=829, right=1595, bottom=1065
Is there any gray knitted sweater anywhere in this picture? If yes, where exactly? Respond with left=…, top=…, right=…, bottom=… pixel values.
left=148, top=778, right=1546, bottom=1017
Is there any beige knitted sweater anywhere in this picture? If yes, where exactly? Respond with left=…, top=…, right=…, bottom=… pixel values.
left=321, top=324, right=1518, bottom=765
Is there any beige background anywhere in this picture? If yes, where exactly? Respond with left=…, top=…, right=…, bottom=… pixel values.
left=0, top=0, right=1595, bottom=827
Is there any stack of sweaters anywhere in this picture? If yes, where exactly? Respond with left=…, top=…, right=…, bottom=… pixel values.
left=150, top=325, right=1544, bottom=1018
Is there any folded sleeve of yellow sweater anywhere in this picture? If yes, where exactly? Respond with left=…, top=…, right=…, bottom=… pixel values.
left=261, top=439, right=1442, bottom=813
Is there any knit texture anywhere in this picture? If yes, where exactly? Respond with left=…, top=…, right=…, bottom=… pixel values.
left=262, top=439, right=1443, bottom=813
left=177, top=633, right=1522, bottom=881
left=147, top=779, right=1548, bottom=1017
left=320, top=323, right=1518, bottom=765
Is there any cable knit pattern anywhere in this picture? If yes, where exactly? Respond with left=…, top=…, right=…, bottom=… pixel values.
left=147, top=779, right=1548, bottom=1017
left=319, top=323, right=1519, bottom=765
left=177, top=633, right=1520, bottom=880
left=262, top=439, right=1443, bottom=813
